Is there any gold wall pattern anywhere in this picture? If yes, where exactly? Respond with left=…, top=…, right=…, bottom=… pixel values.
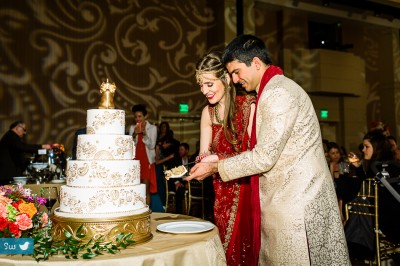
left=0, top=0, right=225, bottom=154
left=1, top=0, right=399, bottom=154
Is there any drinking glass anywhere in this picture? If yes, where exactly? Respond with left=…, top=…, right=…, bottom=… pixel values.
left=41, top=187, right=59, bottom=216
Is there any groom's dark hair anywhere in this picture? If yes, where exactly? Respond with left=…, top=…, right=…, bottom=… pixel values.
left=222, top=34, right=272, bottom=66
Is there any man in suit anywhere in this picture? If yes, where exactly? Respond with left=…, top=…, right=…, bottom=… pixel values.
left=0, top=120, right=51, bottom=185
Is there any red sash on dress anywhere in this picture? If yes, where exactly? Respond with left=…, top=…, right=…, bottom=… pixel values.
left=250, top=65, right=283, bottom=260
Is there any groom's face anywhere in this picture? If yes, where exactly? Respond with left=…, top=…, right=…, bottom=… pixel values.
left=226, top=59, right=258, bottom=92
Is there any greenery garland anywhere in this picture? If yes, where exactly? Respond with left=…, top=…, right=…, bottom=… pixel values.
left=29, top=225, right=135, bottom=262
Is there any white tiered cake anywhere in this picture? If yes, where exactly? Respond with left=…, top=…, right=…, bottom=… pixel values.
left=54, top=109, right=148, bottom=219
left=52, top=80, right=152, bottom=245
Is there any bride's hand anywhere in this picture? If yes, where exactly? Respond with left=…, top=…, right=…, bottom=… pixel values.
left=200, top=154, right=219, bottom=163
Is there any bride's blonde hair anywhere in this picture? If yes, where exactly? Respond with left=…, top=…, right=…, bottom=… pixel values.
left=195, top=51, right=239, bottom=146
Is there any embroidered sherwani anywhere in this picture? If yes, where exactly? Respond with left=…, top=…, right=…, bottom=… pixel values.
left=218, top=75, right=350, bottom=265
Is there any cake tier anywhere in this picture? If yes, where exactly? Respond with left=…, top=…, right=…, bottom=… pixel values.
left=66, top=160, right=140, bottom=187
left=77, top=134, right=134, bottom=160
left=59, top=184, right=146, bottom=215
left=86, top=109, right=125, bottom=135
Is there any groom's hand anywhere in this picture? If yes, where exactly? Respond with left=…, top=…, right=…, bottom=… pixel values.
left=185, top=155, right=219, bottom=181
left=185, top=162, right=218, bottom=181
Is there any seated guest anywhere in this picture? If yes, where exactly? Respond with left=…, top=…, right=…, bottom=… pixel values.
left=172, top=143, right=190, bottom=214
left=387, top=135, right=400, bottom=161
left=0, top=120, right=52, bottom=185
left=155, top=122, right=174, bottom=207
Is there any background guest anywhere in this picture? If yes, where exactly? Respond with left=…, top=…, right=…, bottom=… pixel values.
left=155, top=122, right=176, bottom=209
left=171, top=142, right=190, bottom=214
left=327, top=142, right=344, bottom=181
left=130, top=104, right=160, bottom=210
left=0, top=120, right=52, bottom=185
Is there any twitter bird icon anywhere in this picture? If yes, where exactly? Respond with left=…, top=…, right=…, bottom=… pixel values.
left=19, top=241, right=30, bottom=250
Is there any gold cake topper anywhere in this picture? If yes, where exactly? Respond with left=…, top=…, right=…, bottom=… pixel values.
left=98, top=79, right=116, bottom=109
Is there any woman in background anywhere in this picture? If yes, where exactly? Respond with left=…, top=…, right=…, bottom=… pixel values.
left=130, top=104, right=159, bottom=209
left=340, top=129, right=399, bottom=262
left=195, top=51, right=257, bottom=265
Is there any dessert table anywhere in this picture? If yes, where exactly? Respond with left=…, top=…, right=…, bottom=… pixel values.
left=0, top=212, right=227, bottom=266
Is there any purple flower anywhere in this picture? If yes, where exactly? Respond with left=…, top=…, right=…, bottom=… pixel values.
left=27, top=195, right=34, bottom=202
left=37, top=197, right=47, bottom=206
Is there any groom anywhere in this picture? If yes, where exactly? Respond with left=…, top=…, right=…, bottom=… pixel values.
left=186, top=35, right=350, bottom=265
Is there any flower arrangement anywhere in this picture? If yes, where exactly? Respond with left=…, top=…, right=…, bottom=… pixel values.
left=1, top=184, right=135, bottom=261
left=0, top=185, right=48, bottom=238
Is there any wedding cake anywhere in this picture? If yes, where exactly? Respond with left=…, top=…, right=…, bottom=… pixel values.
left=52, top=80, right=152, bottom=244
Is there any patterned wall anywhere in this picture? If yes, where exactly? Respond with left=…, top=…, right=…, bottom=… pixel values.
left=1, top=0, right=399, bottom=155
left=0, top=0, right=226, bottom=154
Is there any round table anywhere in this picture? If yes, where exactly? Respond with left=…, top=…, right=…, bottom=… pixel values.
left=0, top=212, right=227, bottom=266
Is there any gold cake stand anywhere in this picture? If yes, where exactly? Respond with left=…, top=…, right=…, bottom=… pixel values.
left=51, top=210, right=153, bottom=245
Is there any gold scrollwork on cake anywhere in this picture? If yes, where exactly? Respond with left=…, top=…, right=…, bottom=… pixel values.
left=113, top=137, right=132, bottom=156
left=93, top=150, right=114, bottom=160
left=77, top=142, right=97, bottom=158
left=62, top=188, right=144, bottom=214
left=86, top=127, right=95, bottom=134
left=92, top=111, right=124, bottom=130
left=51, top=211, right=152, bottom=245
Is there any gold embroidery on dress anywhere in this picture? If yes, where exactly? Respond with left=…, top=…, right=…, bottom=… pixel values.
left=222, top=183, right=240, bottom=251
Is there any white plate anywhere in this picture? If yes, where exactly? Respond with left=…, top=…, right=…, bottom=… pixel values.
left=157, top=221, right=215, bottom=234
left=50, top=179, right=65, bottom=183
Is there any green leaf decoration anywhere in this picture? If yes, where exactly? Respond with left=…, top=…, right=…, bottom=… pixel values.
left=30, top=224, right=136, bottom=262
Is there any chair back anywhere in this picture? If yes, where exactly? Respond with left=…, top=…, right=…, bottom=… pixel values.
left=187, top=180, right=205, bottom=219
left=345, top=177, right=400, bottom=265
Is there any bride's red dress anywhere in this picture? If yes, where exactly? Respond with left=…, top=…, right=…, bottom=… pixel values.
left=209, top=95, right=258, bottom=266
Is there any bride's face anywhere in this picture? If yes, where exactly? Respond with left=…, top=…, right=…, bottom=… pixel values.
left=198, top=73, right=228, bottom=105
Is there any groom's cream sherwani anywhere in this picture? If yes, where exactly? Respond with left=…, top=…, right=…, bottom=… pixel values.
left=218, top=75, right=350, bottom=265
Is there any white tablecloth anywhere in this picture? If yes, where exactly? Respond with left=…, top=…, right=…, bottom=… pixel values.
left=0, top=212, right=227, bottom=266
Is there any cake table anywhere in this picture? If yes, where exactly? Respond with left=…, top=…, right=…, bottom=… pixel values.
left=0, top=212, right=226, bottom=266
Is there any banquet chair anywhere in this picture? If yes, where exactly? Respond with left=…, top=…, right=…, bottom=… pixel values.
left=165, top=178, right=176, bottom=213
left=187, top=180, right=206, bottom=219
left=345, top=177, right=400, bottom=266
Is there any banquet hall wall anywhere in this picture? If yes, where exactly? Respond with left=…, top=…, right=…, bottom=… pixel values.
left=0, top=0, right=399, bottom=155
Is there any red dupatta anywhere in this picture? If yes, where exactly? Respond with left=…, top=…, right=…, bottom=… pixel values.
left=250, top=65, right=283, bottom=260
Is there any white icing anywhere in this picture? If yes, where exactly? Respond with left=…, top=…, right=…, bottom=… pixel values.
left=86, top=109, right=125, bottom=135
left=77, top=135, right=134, bottom=160
left=59, top=184, right=146, bottom=214
left=66, top=160, right=140, bottom=187
left=56, top=108, right=147, bottom=221
left=53, top=206, right=149, bottom=219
